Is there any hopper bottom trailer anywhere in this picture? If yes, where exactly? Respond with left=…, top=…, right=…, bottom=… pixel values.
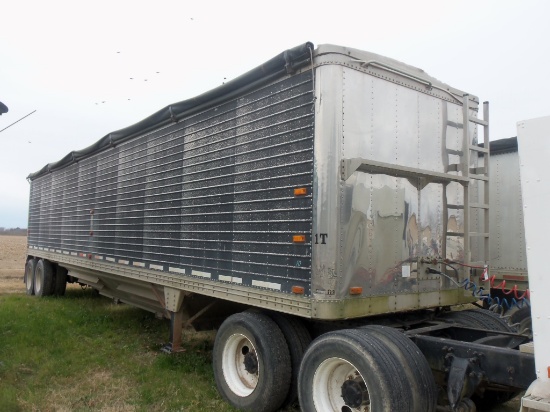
left=25, top=43, right=535, bottom=411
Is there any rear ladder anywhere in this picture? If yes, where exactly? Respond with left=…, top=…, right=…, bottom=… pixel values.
left=463, top=97, right=490, bottom=271
left=442, top=96, right=489, bottom=273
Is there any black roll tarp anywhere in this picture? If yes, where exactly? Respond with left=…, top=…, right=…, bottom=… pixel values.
left=28, top=42, right=314, bottom=180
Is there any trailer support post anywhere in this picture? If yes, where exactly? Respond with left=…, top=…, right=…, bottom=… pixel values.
left=162, top=287, right=189, bottom=353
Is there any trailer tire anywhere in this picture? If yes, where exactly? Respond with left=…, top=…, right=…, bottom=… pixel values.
left=360, top=325, right=438, bottom=412
left=506, top=306, right=532, bottom=336
left=34, top=259, right=54, bottom=297
left=265, top=312, right=311, bottom=408
left=441, top=309, right=514, bottom=332
left=508, top=306, right=531, bottom=325
left=25, top=258, right=36, bottom=295
left=53, top=265, right=68, bottom=296
left=213, top=311, right=291, bottom=412
left=298, top=329, right=411, bottom=412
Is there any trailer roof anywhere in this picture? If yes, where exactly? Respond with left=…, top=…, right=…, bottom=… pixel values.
left=314, top=44, right=478, bottom=105
left=28, top=42, right=314, bottom=180
left=29, top=42, right=478, bottom=180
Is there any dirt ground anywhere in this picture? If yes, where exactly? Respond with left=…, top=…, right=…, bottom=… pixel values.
left=0, top=235, right=27, bottom=294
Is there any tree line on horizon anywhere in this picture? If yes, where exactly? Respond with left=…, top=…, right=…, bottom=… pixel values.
left=0, top=227, right=28, bottom=236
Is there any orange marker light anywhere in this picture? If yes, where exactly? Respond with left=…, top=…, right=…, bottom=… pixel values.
left=294, top=187, right=307, bottom=196
left=292, top=286, right=305, bottom=294
left=293, top=235, right=306, bottom=243
left=548, top=366, right=550, bottom=379
left=349, top=287, right=363, bottom=295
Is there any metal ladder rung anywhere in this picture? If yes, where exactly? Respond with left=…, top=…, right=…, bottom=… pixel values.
left=446, top=149, right=463, bottom=156
left=469, top=232, right=489, bottom=238
left=446, top=232, right=464, bottom=237
left=469, top=167, right=486, bottom=174
left=447, top=164, right=461, bottom=172
left=447, top=121, right=463, bottom=129
left=469, top=175, right=488, bottom=182
left=469, top=145, right=489, bottom=154
left=447, top=204, right=464, bottom=210
left=469, top=116, right=488, bottom=127
left=470, top=203, right=489, bottom=209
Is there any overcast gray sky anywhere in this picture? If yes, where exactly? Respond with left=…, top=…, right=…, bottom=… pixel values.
left=1, top=0, right=549, bottom=228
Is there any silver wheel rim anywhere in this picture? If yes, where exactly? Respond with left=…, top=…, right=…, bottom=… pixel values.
left=25, top=264, right=33, bottom=291
left=313, top=357, right=370, bottom=411
left=222, top=333, right=259, bottom=397
left=34, top=267, right=42, bottom=293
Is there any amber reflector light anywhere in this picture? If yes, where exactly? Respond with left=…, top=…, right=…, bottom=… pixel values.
left=292, top=286, right=305, bottom=294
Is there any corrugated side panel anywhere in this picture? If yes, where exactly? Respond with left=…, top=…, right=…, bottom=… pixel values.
left=28, top=72, right=314, bottom=295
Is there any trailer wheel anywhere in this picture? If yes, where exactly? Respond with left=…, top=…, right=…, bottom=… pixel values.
left=441, top=309, right=514, bottom=332
left=53, top=265, right=68, bottom=296
left=213, top=311, right=291, bottom=412
left=266, top=312, right=311, bottom=408
left=34, top=259, right=54, bottom=297
left=360, top=325, right=438, bottom=412
left=25, top=258, right=36, bottom=295
left=298, top=329, right=411, bottom=412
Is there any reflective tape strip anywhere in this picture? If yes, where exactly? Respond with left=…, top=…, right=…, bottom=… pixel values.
left=149, top=264, right=164, bottom=271
left=94, top=255, right=104, bottom=260
left=252, top=280, right=281, bottom=290
left=106, top=257, right=115, bottom=262
left=118, top=259, right=129, bottom=265
left=192, top=270, right=211, bottom=279
left=132, top=262, right=145, bottom=268
left=169, top=267, right=185, bottom=274
left=219, top=275, right=243, bottom=284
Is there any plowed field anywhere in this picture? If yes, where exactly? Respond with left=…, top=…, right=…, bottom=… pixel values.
left=0, top=235, right=26, bottom=294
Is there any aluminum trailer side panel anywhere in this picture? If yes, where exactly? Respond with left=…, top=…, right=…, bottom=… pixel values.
left=518, top=116, right=550, bottom=411
left=29, top=71, right=315, bottom=295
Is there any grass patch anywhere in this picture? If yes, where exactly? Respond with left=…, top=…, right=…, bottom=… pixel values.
left=0, top=289, right=235, bottom=411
